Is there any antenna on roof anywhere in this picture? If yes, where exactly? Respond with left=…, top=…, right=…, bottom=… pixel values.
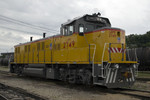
left=92, top=12, right=101, bottom=17
left=97, top=12, right=101, bottom=16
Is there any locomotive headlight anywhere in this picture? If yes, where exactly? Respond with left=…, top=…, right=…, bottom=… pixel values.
left=114, top=64, right=119, bottom=69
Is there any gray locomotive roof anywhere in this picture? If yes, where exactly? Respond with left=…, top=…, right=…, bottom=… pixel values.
left=62, top=14, right=87, bottom=26
left=62, top=14, right=109, bottom=26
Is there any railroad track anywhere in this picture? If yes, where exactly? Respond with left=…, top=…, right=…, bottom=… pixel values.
left=111, top=88, right=150, bottom=100
left=0, top=94, right=8, bottom=100
left=137, top=78, right=150, bottom=81
left=0, top=82, right=47, bottom=100
left=0, top=70, right=150, bottom=100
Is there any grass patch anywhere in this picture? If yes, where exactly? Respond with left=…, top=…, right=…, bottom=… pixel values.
left=131, top=83, right=147, bottom=90
left=138, top=71, right=150, bottom=78
left=0, top=66, right=9, bottom=72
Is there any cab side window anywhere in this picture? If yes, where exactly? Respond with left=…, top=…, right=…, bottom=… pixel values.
left=78, top=24, right=84, bottom=36
left=68, top=25, right=73, bottom=35
left=85, top=24, right=94, bottom=32
left=79, top=24, right=84, bottom=33
left=64, top=25, right=74, bottom=36
left=64, top=27, right=68, bottom=35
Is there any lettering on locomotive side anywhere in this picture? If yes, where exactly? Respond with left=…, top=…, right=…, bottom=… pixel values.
left=109, top=30, right=117, bottom=37
left=63, top=40, right=75, bottom=48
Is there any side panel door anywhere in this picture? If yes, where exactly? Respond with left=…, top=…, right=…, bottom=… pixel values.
left=45, top=39, right=52, bottom=62
left=28, top=45, right=32, bottom=63
left=24, top=45, right=28, bottom=63
left=34, top=43, right=39, bottom=63
left=39, top=42, right=45, bottom=63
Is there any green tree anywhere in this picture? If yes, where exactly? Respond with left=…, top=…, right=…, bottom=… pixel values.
left=126, top=31, right=150, bottom=48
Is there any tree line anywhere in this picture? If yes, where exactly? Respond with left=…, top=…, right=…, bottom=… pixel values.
left=126, top=31, right=150, bottom=48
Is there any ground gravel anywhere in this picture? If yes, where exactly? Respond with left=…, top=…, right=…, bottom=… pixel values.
left=0, top=66, right=141, bottom=100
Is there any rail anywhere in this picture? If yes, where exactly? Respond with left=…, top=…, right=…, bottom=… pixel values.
left=0, top=94, right=8, bottom=100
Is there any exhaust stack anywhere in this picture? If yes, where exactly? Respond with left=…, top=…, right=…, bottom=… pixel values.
left=30, top=37, right=33, bottom=41
left=43, top=33, right=46, bottom=38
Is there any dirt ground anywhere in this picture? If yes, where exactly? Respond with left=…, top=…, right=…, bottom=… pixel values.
left=0, top=66, right=148, bottom=100
left=131, top=80, right=150, bottom=91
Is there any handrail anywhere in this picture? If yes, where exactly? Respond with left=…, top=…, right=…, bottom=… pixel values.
left=101, top=43, right=138, bottom=80
left=134, top=48, right=138, bottom=77
left=134, top=48, right=138, bottom=61
left=127, top=48, right=138, bottom=61
left=89, top=44, right=96, bottom=77
left=101, top=43, right=124, bottom=78
left=101, top=43, right=109, bottom=78
left=127, top=49, right=131, bottom=61
left=101, top=43, right=109, bottom=67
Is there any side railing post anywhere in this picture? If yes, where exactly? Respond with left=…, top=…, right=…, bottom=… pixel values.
left=89, top=44, right=90, bottom=62
left=109, top=43, right=111, bottom=61
left=89, top=44, right=96, bottom=77
left=122, top=43, right=124, bottom=61
left=101, top=43, right=109, bottom=78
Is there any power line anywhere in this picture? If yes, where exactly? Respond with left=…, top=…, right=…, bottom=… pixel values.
left=0, top=25, right=58, bottom=36
left=0, top=17, right=52, bottom=32
left=0, top=25, right=41, bottom=35
left=0, top=14, right=59, bottom=32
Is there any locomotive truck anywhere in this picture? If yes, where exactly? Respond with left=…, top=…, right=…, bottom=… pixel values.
left=10, top=13, right=138, bottom=88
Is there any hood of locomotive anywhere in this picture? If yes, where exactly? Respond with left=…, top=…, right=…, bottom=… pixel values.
left=93, top=27, right=125, bottom=44
left=88, top=27, right=138, bottom=88
left=86, top=27, right=126, bottom=62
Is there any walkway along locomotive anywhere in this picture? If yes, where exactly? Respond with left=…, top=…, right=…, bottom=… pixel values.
left=10, top=13, right=138, bottom=88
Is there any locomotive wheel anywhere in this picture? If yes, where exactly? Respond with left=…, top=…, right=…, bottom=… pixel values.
left=15, top=66, right=23, bottom=76
left=83, top=70, right=92, bottom=85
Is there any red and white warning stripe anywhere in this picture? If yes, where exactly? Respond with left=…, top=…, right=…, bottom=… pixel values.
left=108, top=47, right=126, bottom=53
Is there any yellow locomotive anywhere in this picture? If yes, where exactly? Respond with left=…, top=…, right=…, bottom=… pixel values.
left=10, top=13, right=138, bottom=88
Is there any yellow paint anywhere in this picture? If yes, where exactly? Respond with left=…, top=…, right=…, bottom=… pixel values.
left=13, top=29, right=137, bottom=64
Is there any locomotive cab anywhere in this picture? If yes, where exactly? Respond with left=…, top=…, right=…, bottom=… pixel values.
left=60, top=13, right=111, bottom=36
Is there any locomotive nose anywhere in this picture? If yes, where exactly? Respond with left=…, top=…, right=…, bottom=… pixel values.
left=108, top=28, right=125, bottom=43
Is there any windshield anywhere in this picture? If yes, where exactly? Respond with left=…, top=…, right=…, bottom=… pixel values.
left=85, top=22, right=108, bottom=32
left=84, top=16, right=111, bottom=32
left=85, top=16, right=110, bottom=24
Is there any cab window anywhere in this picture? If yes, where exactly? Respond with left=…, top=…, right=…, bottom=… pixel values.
left=85, top=24, right=94, bottom=32
left=68, top=25, right=73, bottom=35
left=62, top=28, right=65, bottom=35
left=64, top=25, right=74, bottom=36
left=96, top=25, right=104, bottom=29
left=79, top=24, right=84, bottom=33
left=64, top=27, right=68, bottom=35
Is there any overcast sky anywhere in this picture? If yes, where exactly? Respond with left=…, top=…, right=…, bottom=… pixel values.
left=0, top=0, right=150, bottom=53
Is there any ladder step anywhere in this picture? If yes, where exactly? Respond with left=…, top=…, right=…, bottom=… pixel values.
left=98, top=75, right=106, bottom=78
left=94, top=82, right=103, bottom=85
